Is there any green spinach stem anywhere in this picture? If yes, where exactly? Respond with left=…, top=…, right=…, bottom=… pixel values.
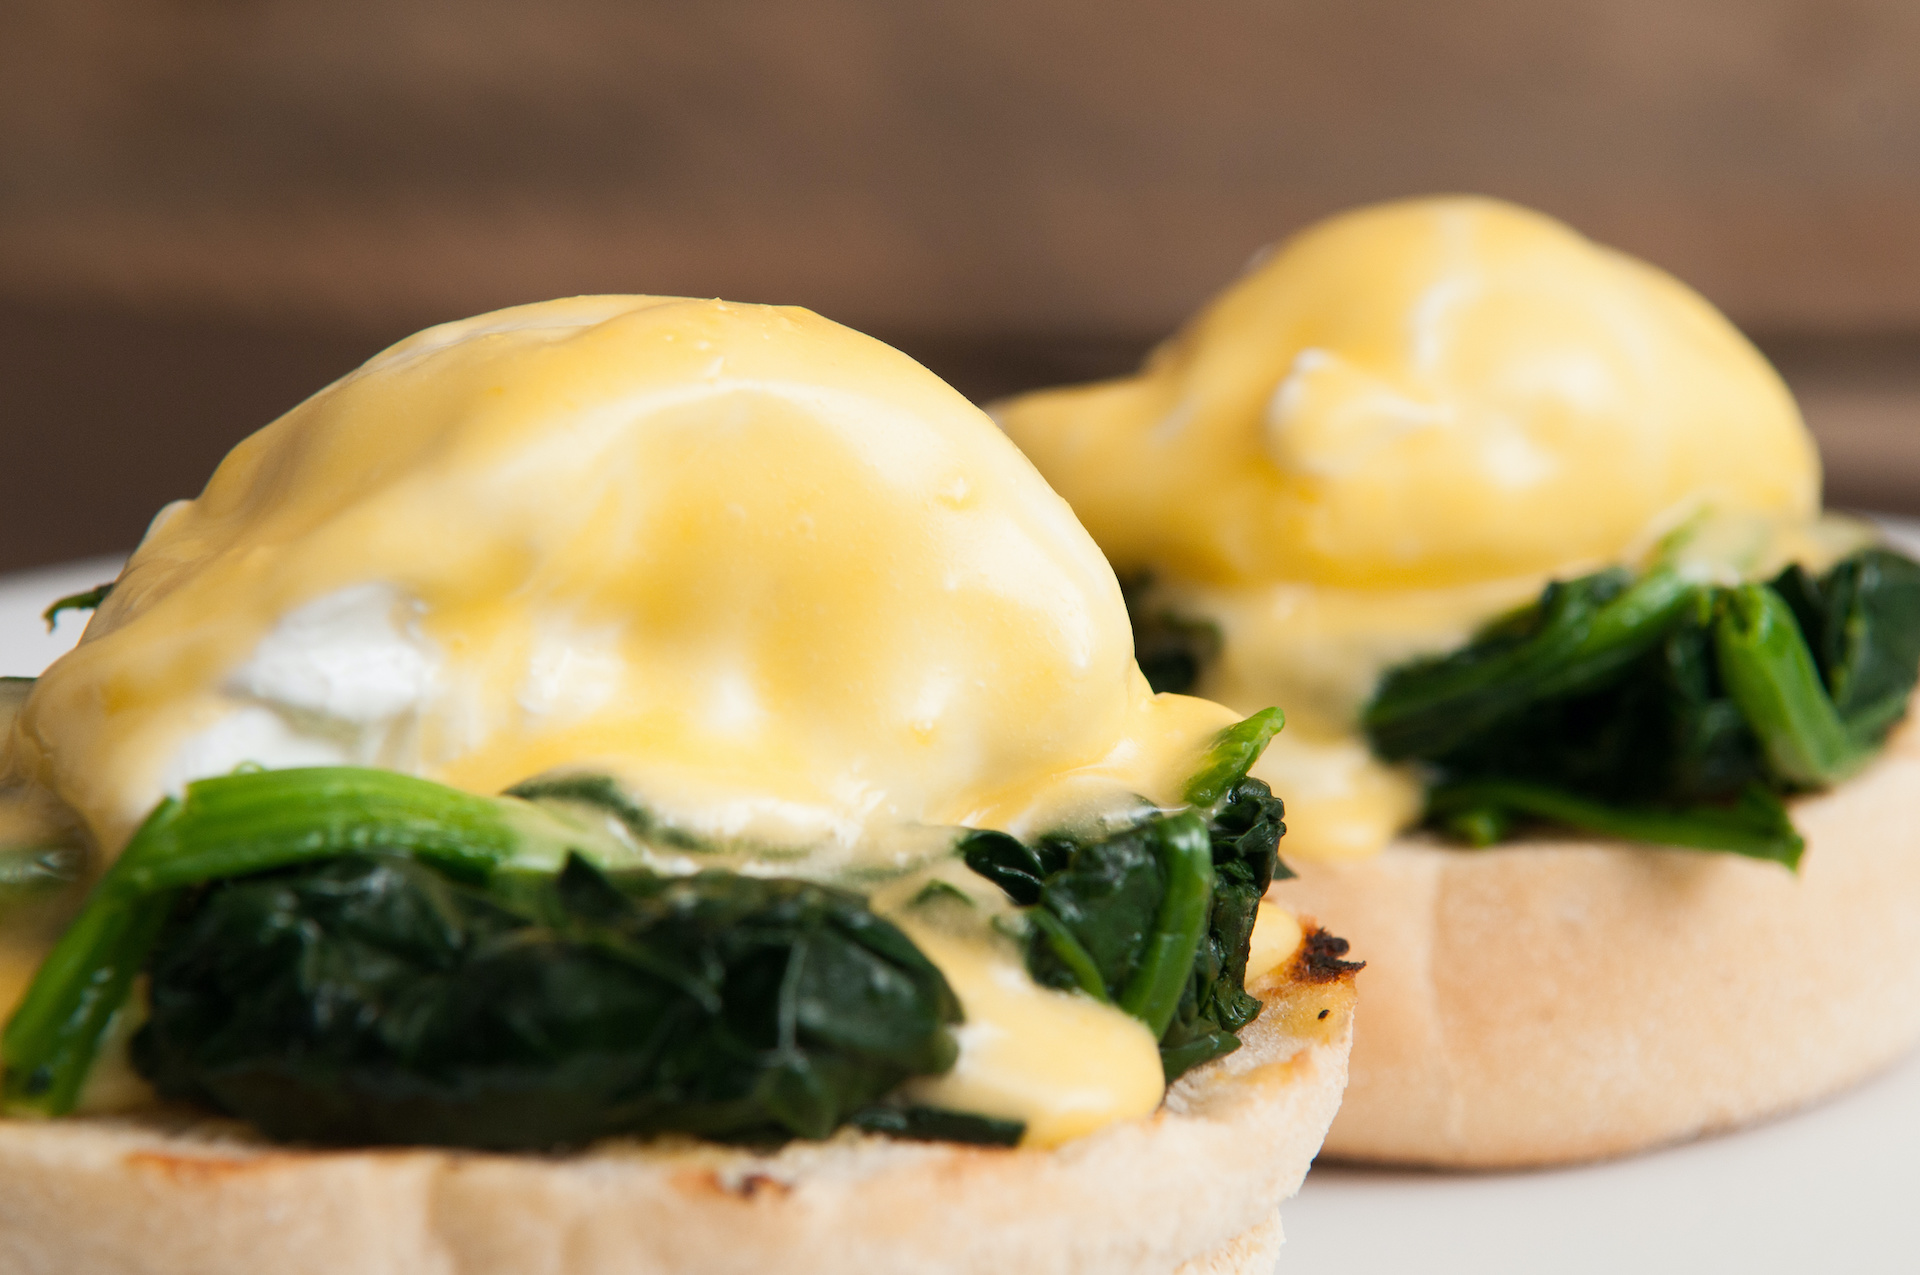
left=1117, top=813, right=1214, bottom=1038
left=2, top=767, right=619, bottom=1117
left=1427, top=779, right=1803, bottom=868
left=1025, top=910, right=1112, bottom=1003
left=1714, top=584, right=1871, bottom=787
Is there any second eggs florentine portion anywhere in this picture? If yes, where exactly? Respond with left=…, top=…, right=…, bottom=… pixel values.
left=998, top=195, right=1841, bottom=860
left=8, top=295, right=1296, bottom=1145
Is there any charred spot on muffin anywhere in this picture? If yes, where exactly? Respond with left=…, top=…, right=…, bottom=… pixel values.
left=1297, top=928, right=1365, bottom=984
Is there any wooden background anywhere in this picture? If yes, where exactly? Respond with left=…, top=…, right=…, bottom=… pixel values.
left=5, top=0, right=1920, bottom=571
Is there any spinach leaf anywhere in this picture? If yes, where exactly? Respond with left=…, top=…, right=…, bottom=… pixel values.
left=1123, top=573, right=1224, bottom=697
left=1363, top=545, right=1920, bottom=863
left=1414, top=594, right=1762, bottom=808
left=1185, top=707, right=1286, bottom=808
left=966, top=713, right=1293, bottom=1081
left=1715, top=583, right=1872, bottom=787
left=1427, top=779, right=1803, bottom=867
left=1365, top=566, right=1696, bottom=762
left=5, top=766, right=665, bottom=1118
left=956, top=829, right=1072, bottom=907
left=133, top=853, right=961, bottom=1150
left=850, top=1103, right=1024, bottom=1146
left=1770, top=549, right=1920, bottom=744
left=1156, top=777, right=1291, bottom=1077
left=1029, top=812, right=1216, bottom=1043
left=505, top=772, right=706, bottom=850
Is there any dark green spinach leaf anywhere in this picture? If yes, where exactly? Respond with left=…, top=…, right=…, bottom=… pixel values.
left=1362, top=545, right=1920, bottom=864
left=968, top=759, right=1292, bottom=1081
left=850, top=1103, right=1024, bottom=1146
left=1771, top=549, right=1920, bottom=744
left=1364, top=566, right=1695, bottom=762
left=1122, top=574, right=1223, bottom=696
left=3, top=765, right=627, bottom=1117
left=133, top=853, right=961, bottom=1150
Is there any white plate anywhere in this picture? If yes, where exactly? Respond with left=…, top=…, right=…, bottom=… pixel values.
left=1283, top=1050, right=1920, bottom=1273
left=3, top=529, right=1917, bottom=1274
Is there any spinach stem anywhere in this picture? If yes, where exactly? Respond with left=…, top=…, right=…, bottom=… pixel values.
left=1427, top=779, right=1803, bottom=868
left=0, top=878, right=173, bottom=1114
left=41, top=583, right=114, bottom=632
left=1714, top=584, right=1872, bottom=788
left=1025, top=909, right=1111, bottom=1002
left=1117, top=813, right=1214, bottom=1037
left=1183, top=708, right=1285, bottom=807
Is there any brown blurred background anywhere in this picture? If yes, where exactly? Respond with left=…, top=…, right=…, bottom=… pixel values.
left=4, top=0, right=1920, bottom=572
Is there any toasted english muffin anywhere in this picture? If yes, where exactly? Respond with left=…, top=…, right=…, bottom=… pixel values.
left=1272, top=709, right=1920, bottom=1167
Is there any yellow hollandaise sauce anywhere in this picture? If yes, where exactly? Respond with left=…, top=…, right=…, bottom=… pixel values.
left=1000, top=196, right=1825, bottom=860
left=899, top=921, right=1167, bottom=1147
left=3, top=295, right=1259, bottom=1143
left=885, top=877, right=1307, bottom=1148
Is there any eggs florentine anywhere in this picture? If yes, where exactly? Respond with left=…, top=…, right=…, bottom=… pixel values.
left=999, top=197, right=1829, bottom=859
left=5, top=296, right=1310, bottom=1145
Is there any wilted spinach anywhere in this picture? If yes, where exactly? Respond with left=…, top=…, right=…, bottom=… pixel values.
left=1363, top=546, right=1920, bottom=865
left=961, top=725, right=1292, bottom=1083
left=1121, top=574, right=1223, bottom=696
left=134, top=853, right=961, bottom=1150
left=2, top=765, right=631, bottom=1118
left=7, top=709, right=1302, bottom=1141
